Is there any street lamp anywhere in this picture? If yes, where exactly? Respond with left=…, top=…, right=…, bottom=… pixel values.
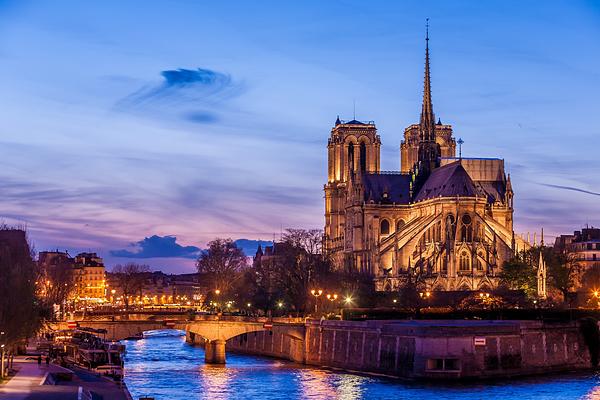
left=326, top=294, right=338, bottom=314
left=311, top=289, right=323, bottom=315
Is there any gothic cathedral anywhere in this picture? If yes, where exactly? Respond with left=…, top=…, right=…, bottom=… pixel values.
left=323, top=29, right=527, bottom=292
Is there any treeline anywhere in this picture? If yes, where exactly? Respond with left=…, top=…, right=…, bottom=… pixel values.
left=197, top=229, right=375, bottom=315
left=499, top=245, right=595, bottom=305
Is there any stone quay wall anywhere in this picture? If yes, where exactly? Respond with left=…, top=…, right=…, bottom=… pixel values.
left=226, top=319, right=593, bottom=379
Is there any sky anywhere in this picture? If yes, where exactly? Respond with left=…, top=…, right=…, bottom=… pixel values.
left=0, top=0, right=598, bottom=273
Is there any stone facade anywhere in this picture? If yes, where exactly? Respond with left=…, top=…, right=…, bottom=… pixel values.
left=227, top=319, right=592, bottom=379
left=323, top=31, right=528, bottom=292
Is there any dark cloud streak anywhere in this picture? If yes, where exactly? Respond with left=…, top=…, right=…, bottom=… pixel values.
left=538, top=183, right=600, bottom=197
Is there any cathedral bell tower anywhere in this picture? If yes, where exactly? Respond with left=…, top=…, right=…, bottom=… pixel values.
left=416, top=21, right=441, bottom=183
left=324, top=118, right=380, bottom=263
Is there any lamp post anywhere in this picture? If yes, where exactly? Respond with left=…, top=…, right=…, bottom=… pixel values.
left=214, top=289, right=221, bottom=313
left=0, top=331, right=5, bottom=379
left=310, top=289, right=323, bottom=315
left=1, top=344, right=5, bottom=379
left=326, top=293, right=338, bottom=314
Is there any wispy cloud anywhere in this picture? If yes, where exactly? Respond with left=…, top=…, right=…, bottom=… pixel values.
left=110, top=235, right=200, bottom=259
left=538, top=183, right=600, bottom=197
left=116, top=68, right=243, bottom=124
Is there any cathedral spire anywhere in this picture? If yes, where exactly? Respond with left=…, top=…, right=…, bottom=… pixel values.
left=416, top=18, right=441, bottom=181
left=420, top=18, right=435, bottom=143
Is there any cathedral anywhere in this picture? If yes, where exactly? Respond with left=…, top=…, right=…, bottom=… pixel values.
left=323, top=29, right=528, bottom=292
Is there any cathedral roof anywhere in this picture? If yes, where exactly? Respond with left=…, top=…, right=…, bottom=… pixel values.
left=344, top=119, right=365, bottom=125
left=361, top=173, right=411, bottom=204
left=414, top=160, right=508, bottom=204
left=414, top=161, right=485, bottom=202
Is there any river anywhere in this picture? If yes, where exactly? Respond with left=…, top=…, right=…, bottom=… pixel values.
left=122, top=330, right=600, bottom=400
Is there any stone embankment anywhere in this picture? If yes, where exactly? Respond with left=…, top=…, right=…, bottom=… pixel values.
left=225, top=319, right=594, bottom=379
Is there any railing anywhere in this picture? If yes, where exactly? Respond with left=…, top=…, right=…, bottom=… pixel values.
left=192, top=315, right=304, bottom=324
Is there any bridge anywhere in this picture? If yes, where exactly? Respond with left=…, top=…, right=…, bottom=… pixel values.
left=51, top=313, right=305, bottom=364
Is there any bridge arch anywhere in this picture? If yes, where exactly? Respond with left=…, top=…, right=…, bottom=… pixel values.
left=185, top=321, right=305, bottom=364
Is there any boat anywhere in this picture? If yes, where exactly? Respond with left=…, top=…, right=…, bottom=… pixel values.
left=123, top=332, right=144, bottom=340
left=53, top=328, right=125, bottom=381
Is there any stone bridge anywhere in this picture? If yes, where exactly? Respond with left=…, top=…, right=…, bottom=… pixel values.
left=51, top=315, right=305, bottom=364
left=186, top=318, right=305, bottom=363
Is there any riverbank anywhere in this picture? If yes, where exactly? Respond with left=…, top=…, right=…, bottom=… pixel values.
left=225, top=319, right=593, bottom=379
left=0, top=355, right=131, bottom=400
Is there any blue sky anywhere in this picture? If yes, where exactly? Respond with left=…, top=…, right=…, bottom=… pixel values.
left=0, top=0, right=598, bottom=273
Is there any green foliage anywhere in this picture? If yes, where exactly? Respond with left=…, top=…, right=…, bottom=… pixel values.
left=500, top=250, right=539, bottom=297
left=500, top=246, right=581, bottom=303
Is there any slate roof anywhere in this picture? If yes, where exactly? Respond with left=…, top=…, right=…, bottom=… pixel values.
left=361, top=173, right=412, bottom=204
left=359, top=160, right=506, bottom=205
left=414, top=161, right=485, bottom=202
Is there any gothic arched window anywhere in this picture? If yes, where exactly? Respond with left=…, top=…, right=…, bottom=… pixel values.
left=348, top=142, right=355, bottom=172
left=460, top=214, right=473, bottom=242
left=459, top=251, right=470, bottom=271
left=359, top=142, right=367, bottom=172
left=396, top=219, right=406, bottom=232
left=476, top=252, right=485, bottom=271
left=380, top=219, right=390, bottom=235
left=446, top=214, right=456, bottom=240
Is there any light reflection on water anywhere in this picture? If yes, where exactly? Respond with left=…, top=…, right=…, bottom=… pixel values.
left=123, top=330, right=600, bottom=400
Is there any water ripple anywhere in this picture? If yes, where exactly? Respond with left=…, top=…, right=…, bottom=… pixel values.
left=123, top=330, right=600, bottom=400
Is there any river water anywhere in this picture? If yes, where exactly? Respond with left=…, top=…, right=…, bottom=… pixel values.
left=123, top=330, right=600, bottom=400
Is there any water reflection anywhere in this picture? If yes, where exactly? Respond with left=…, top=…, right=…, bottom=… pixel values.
left=199, top=365, right=235, bottom=400
left=123, top=330, right=600, bottom=400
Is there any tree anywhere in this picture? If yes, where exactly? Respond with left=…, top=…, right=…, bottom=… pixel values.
left=0, top=227, right=44, bottom=375
left=42, top=257, right=75, bottom=309
left=499, top=250, right=537, bottom=298
left=273, top=229, right=332, bottom=315
left=547, top=251, right=581, bottom=304
left=196, top=238, right=247, bottom=296
left=112, top=263, right=150, bottom=309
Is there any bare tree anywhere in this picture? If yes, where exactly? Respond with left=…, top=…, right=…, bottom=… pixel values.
left=196, top=238, right=247, bottom=295
left=112, top=263, right=150, bottom=309
left=43, top=257, right=75, bottom=308
left=274, top=229, right=332, bottom=314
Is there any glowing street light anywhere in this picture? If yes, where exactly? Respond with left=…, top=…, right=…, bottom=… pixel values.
left=277, top=301, right=284, bottom=308
left=311, top=289, right=323, bottom=314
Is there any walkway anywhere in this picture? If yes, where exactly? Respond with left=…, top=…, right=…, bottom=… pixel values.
left=0, top=356, right=129, bottom=400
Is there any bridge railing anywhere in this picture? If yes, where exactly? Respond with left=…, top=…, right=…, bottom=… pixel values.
left=191, top=315, right=304, bottom=324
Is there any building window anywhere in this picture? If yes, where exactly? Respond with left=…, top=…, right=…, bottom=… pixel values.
left=460, top=214, right=473, bottom=242
left=446, top=214, right=456, bottom=240
left=396, top=220, right=406, bottom=232
left=426, top=358, right=460, bottom=371
left=348, top=142, right=355, bottom=172
left=476, top=252, right=484, bottom=271
left=380, top=219, right=390, bottom=235
left=360, top=142, right=367, bottom=172
left=459, top=251, right=470, bottom=271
